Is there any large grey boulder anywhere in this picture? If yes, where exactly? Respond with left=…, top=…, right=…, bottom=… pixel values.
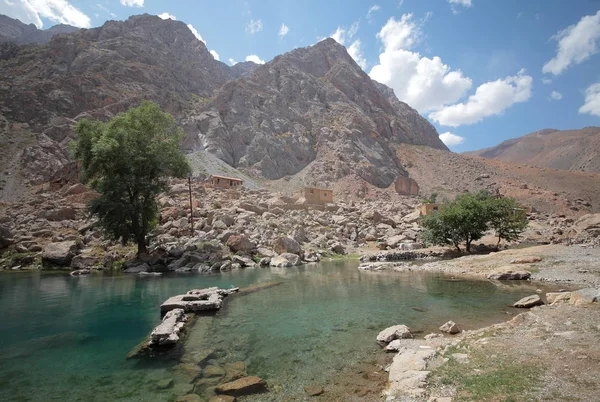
left=514, top=295, right=544, bottom=308
left=271, top=236, right=301, bottom=255
left=0, top=225, right=13, bottom=249
left=487, top=267, right=531, bottom=280
left=439, top=321, right=461, bottom=334
left=149, top=308, right=188, bottom=346
left=376, top=324, right=412, bottom=345
left=42, top=240, right=80, bottom=266
left=270, top=253, right=300, bottom=267
left=226, top=235, right=256, bottom=253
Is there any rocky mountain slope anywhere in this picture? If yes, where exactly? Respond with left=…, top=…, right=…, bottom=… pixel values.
left=0, top=14, right=78, bottom=45
left=398, top=144, right=600, bottom=215
left=465, top=127, right=600, bottom=172
left=182, top=38, right=447, bottom=188
left=0, top=13, right=446, bottom=200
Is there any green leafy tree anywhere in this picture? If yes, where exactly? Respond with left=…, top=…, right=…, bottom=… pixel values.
left=72, top=101, right=191, bottom=255
left=420, top=191, right=528, bottom=253
left=421, top=192, right=438, bottom=204
left=487, top=197, right=528, bottom=248
left=421, top=192, right=490, bottom=252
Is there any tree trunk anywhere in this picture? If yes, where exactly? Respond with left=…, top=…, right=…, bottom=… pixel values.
left=466, top=240, right=472, bottom=253
left=454, top=243, right=461, bottom=252
left=136, top=235, right=147, bottom=256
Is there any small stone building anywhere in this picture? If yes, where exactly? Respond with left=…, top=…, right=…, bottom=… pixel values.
left=209, top=175, right=243, bottom=189
left=419, top=203, right=441, bottom=216
left=304, top=187, right=333, bottom=205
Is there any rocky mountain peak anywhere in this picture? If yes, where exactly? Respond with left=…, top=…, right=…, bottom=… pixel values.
left=0, top=14, right=78, bottom=45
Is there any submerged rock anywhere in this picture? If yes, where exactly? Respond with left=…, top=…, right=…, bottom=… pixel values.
left=215, top=376, right=267, bottom=396
left=305, top=385, right=324, bottom=396
left=70, top=268, right=91, bottom=276
left=514, top=294, right=544, bottom=308
left=376, top=324, right=412, bottom=345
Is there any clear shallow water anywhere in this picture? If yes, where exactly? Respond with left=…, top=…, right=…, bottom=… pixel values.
left=0, top=261, right=560, bottom=401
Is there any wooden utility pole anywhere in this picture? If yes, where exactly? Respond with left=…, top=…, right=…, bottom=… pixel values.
left=188, top=177, right=194, bottom=236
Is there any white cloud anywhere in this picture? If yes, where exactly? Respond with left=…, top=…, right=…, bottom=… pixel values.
left=369, top=14, right=472, bottom=112
left=429, top=70, right=532, bottom=127
left=448, top=0, right=472, bottom=14
left=278, top=23, right=289, bottom=37
left=245, top=54, right=265, bottom=64
left=541, top=77, right=552, bottom=85
left=549, top=90, right=562, bottom=100
left=330, top=26, right=347, bottom=45
left=543, top=11, right=600, bottom=75
left=246, top=19, right=263, bottom=34
left=187, top=23, right=205, bottom=44
left=96, top=3, right=116, bottom=18
left=210, top=50, right=220, bottom=61
left=579, top=82, right=600, bottom=117
left=157, top=12, right=176, bottom=20
left=367, top=5, right=380, bottom=22
left=448, top=0, right=472, bottom=6
left=0, top=0, right=91, bottom=28
left=348, top=39, right=367, bottom=69
left=120, top=0, right=143, bottom=7
left=439, top=132, right=465, bottom=146
left=348, top=21, right=359, bottom=37
left=228, top=58, right=237, bottom=65
left=329, top=21, right=360, bottom=46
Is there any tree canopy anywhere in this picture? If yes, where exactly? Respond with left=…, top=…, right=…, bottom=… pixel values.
left=420, top=191, right=528, bottom=252
left=72, top=101, right=191, bottom=255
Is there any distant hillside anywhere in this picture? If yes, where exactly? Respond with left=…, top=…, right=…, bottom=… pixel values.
left=0, top=14, right=78, bottom=45
left=465, top=127, right=600, bottom=172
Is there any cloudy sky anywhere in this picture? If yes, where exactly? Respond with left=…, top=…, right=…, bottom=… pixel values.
left=1, top=0, right=600, bottom=152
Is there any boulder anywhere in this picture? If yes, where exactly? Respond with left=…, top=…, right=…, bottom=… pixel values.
left=513, top=294, right=544, bottom=308
left=123, top=263, right=150, bottom=273
left=384, top=339, right=405, bottom=352
left=569, top=288, right=600, bottom=306
left=38, top=207, right=77, bottom=221
left=42, top=240, right=80, bottom=266
left=376, top=324, right=412, bottom=345
left=63, top=183, right=88, bottom=195
left=271, top=236, right=301, bottom=255
left=546, top=291, right=572, bottom=304
left=238, top=202, right=265, bottom=215
left=0, top=225, right=14, bottom=249
left=226, top=235, right=256, bottom=253
left=385, top=234, right=408, bottom=248
left=487, top=267, right=531, bottom=280
left=510, top=256, right=542, bottom=264
left=439, top=321, right=460, bottom=334
left=305, top=386, right=324, bottom=396
left=70, top=268, right=91, bottom=276
left=215, top=376, right=267, bottom=396
left=270, top=253, right=300, bottom=267
left=149, top=308, right=188, bottom=346
left=330, top=243, right=346, bottom=255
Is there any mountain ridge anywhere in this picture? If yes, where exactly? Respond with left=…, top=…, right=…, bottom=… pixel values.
left=465, top=127, right=600, bottom=172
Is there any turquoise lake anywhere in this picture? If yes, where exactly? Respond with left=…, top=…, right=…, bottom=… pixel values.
left=0, top=261, right=559, bottom=401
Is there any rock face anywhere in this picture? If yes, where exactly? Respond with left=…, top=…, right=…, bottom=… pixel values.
left=42, top=240, right=80, bottom=266
left=0, top=225, right=13, bottom=249
left=0, top=15, right=78, bottom=45
left=376, top=324, right=413, bottom=345
left=214, top=376, right=267, bottom=396
left=513, top=295, right=544, bottom=308
left=149, top=308, right=188, bottom=346
left=0, top=15, right=447, bottom=197
left=182, top=38, right=447, bottom=188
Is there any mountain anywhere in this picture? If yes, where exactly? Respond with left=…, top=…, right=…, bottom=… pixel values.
left=465, top=127, right=600, bottom=172
left=181, top=38, right=447, bottom=188
left=0, top=14, right=446, bottom=199
left=0, top=14, right=78, bottom=45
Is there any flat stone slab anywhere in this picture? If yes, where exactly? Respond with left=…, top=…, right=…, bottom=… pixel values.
left=149, top=308, right=187, bottom=346
left=215, top=376, right=267, bottom=396
left=385, top=346, right=436, bottom=398
left=487, top=267, right=531, bottom=280
left=514, top=294, right=544, bottom=308
left=160, top=287, right=239, bottom=314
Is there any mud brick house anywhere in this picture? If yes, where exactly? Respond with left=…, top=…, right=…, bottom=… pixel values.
left=304, top=187, right=333, bottom=205
left=209, top=175, right=243, bottom=189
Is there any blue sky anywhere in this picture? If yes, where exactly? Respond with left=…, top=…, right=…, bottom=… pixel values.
left=2, top=0, right=600, bottom=152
